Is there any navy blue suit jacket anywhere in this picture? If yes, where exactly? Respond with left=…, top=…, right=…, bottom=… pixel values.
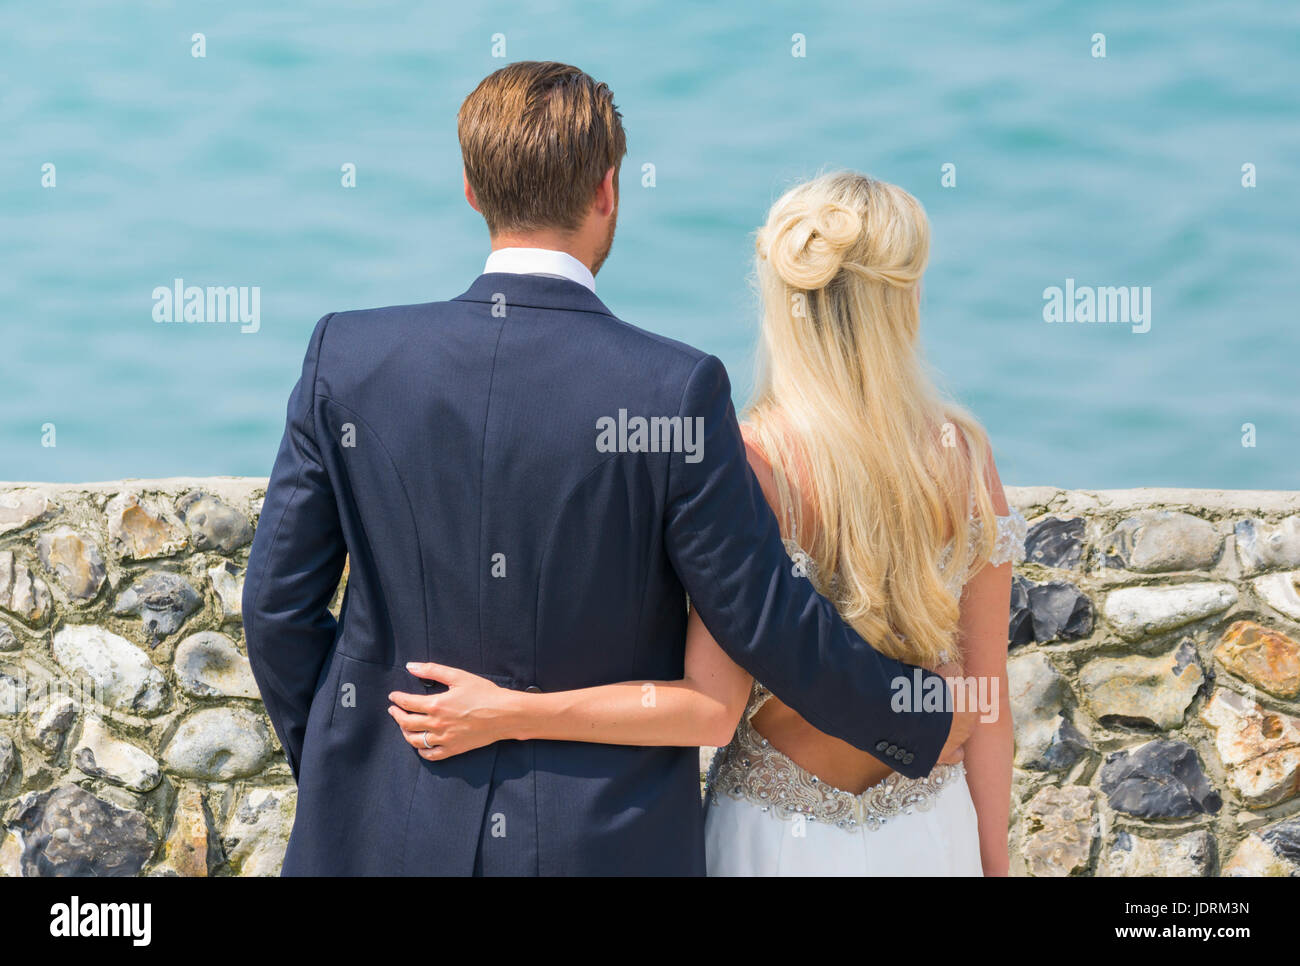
left=242, top=273, right=951, bottom=875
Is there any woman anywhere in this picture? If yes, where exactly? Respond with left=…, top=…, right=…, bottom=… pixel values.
left=388, top=171, right=1025, bottom=876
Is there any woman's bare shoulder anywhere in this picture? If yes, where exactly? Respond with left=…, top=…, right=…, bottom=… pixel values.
left=943, top=416, right=1010, bottom=516
left=966, top=425, right=1010, bottom=516
left=739, top=423, right=782, bottom=517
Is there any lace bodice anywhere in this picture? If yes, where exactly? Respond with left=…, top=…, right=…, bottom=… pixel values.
left=704, top=504, right=1028, bottom=831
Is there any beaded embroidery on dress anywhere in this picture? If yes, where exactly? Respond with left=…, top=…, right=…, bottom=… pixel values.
left=703, top=474, right=1027, bottom=831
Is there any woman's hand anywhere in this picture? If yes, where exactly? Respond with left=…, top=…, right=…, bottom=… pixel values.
left=387, top=662, right=523, bottom=761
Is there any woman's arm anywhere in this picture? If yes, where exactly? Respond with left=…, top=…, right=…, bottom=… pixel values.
left=956, top=455, right=1015, bottom=877
left=388, top=607, right=753, bottom=759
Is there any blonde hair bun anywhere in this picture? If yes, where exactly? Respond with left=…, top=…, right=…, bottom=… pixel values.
left=760, top=200, right=861, bottom=290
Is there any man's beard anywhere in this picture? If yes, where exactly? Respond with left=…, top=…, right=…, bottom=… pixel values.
left=591, top=210, right=617, bottom=276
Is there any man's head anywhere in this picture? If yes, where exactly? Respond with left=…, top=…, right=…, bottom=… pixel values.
left=458, top=62, right=626, bottom=274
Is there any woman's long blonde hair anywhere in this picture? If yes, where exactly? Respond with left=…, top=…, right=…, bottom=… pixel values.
left=746, top=171, right=996, bottom=667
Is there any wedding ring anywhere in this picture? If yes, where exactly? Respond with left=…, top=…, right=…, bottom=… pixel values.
left=422, top=731, right=434, bottom=749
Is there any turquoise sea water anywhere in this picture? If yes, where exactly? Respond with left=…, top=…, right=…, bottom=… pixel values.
left=2, top=1, right=1297, bottom=488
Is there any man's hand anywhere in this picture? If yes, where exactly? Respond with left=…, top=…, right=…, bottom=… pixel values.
left=935, top=661, right=976, bottom=765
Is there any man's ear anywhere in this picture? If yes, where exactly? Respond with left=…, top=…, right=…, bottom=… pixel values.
left=463, top=168, right=481, bottom=213
left=594, top=166, right=617, bottom=216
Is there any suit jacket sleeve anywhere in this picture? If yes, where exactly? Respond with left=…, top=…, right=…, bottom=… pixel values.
left=242, top=313, right=348, bottom=780
left=664, top=354, right=951, bottom=778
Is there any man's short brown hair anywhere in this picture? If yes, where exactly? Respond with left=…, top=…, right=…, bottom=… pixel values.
left=457, top=61, right=627, bottom=235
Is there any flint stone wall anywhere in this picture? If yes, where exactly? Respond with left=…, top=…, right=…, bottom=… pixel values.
left=2, top=479, right=1299, bottom=876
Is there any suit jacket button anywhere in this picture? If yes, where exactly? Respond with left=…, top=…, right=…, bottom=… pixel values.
left=894, top=748, right=906, bottom=760
left=524, top=685, right=542, bottom=693
left=875, top=740, right=889, bottom=752
left=886, top=744, right=897, bottom=756
left=903, top=753, right=915, bottom=765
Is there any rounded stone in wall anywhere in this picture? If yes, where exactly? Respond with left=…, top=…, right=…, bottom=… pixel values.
left=0, top=490, right=53, bottom=536
left=1099, top=739, right=1222, bottom=819
left=1011, top=578, right=1094, bottom=643
left=162, top=707, right=272, bottom=780
left=1101, top=511, right=1223, bottom=573
left=177, top=491, right=254, bottom=554
left=51, top=624, right=167, bottom=715
left=1199, top=688, right=1300, bottom=808
left=112, top=572, right=202, bottom=646
left=1024, top=516, right=1085, bottom=569
left=1101, top=829, right=1215, bottom=877
left=7, top=784, right=156, bottom=877
left=72, top=715, right=162, bottom=792
left=1235, top=516, right=1300, bottom=575
left=1102, top=582, right=1237, bottom=641
left=1079, top=639, right=1204, bottom=730
left=106, top=492, right=187, bottom=561
left=1215, top=620, right=1300, bottom=699
left=1021, top=785, right=1096, bottom=877
left=35, top=525, right=106, bottom=602
left=1130, top=512, right=1223, bottom=572
left=174, top=631, right=260, bottom=700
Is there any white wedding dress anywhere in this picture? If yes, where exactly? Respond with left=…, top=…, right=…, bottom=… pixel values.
left=703, top=494, right=1027, bottom=877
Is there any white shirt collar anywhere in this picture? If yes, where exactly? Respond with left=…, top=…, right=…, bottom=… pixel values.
left=483, top=247, right=596, bottom=293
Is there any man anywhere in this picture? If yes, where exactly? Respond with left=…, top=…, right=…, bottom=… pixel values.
left=242, top=61, right=973, bottom=875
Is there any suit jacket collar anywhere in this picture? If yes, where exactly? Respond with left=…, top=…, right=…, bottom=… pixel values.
left=453, top=272, right=616, bottom=318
